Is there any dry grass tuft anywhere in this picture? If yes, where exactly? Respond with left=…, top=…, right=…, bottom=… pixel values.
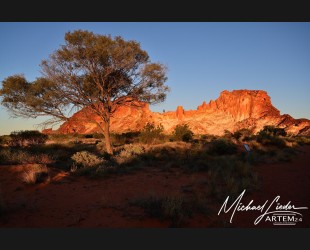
left=21, top=164, right=50, bottom=185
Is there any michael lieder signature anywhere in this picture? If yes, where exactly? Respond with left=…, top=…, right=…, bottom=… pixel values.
left=218, top=189, right=308, bottom=225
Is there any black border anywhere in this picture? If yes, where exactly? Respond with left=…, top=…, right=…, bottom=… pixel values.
left=1, top=1, right=310, bottom=21
left=0, top=228, right=309, bottom=249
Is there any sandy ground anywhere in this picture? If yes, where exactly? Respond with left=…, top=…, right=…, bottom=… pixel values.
left=0, top=146, right=309, bottom=228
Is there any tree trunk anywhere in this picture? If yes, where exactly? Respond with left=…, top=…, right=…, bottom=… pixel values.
left=103, top=120, right=113, bottom=155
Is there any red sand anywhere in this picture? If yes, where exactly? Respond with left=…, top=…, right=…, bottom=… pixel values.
left=0, top=146, right=309, bottom=228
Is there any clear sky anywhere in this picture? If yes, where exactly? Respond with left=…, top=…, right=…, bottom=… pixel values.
left=0, top=22, right=309, bottom=135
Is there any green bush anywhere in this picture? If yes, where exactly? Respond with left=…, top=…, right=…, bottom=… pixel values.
left=9, top=130, right=48, bottom=147
left=261, top=125, right=287, bottom=137
left=232, top=128, right=253, bottom=141
left=139, top=123, right=164, bottom=144
left=208, top=139, right=238, bottom=155
left=71, top=151, right=105, bottom=168
left=257, top=130, right=286, bottom=147
left=172, top=124, right=194, bottom=142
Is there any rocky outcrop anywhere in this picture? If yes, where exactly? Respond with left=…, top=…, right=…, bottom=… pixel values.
left=45, top=90, right=310, bottom=136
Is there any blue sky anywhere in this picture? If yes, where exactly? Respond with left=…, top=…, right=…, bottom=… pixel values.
left=0, top=22, right=309, bottom=135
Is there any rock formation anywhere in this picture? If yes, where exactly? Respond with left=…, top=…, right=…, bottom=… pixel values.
left=43, top=90, right=310, bottom=136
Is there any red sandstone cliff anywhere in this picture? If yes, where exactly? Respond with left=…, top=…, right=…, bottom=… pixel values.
left=45, top=90, right=310, bottom=136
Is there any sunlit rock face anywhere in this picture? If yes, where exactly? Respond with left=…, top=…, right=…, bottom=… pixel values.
left=44, top=90, right=310, bottom=136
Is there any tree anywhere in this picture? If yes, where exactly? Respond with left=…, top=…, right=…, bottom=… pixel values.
left=0, top=30, right=169, bottom=154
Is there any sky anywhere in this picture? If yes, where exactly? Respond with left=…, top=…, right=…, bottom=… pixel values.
left=0, top=22, right=309, bottom=135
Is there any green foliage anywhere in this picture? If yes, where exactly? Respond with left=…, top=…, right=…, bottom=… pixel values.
left=232, top=128, right=253, bottom=141
left=257, top=126, right=286, bottom=148
left=208, top=139, right=238, bottom=155
left=261, top=125, right=287, bottom=137
left=139, top=123, right=165, bottom=144
left=71, top=151, right=105, bottom=168
left=172, top=124, right=194, bottom=142
left=8, top=130, right=48, bottom=147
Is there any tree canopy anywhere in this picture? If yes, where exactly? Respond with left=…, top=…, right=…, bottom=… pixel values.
left=0, top=30, right=170, bottom=154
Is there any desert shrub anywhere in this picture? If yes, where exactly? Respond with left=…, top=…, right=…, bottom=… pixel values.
left=243, top=135, right=256, bottom=142
left=139, top=123, right=164, bottom=144
left=232, top=128, right=253, bottom=141
left=162, top=195, right=188, bottom=227
left=223, top=130, right=233, bottom=139
left=294, top=136, right=310, bottom=145
left=92, top=165, right=116, bottom=177
left=0, top=148, right=53, bottom=165
left=9, top=130, right=48, bottom=147
left=257, top=130, right=286, bottom=147
left=111, top=132, right=140, bottom=146
left=172, top=124, right=194, bottom=142
left=21, top=164, right=49, bottom=184
left=130, top=194, right=189, bottom=227
left=115, top=144, right=145, bottom=165
left=47, top=133, right=73, bottom=143
left=119, top=144, right=145, bottom=157
left=200, top=135, right=208, bottom=140
left=96, top=142, right=106, bottom=153
left=0, top=135, right=11, bottom=146
left=71, top=151, right=105, bottom=168
left=261, top=125, right=287, bottom=137
left=208, top=139, right=238, bottom=155
left=206, top=157, right=258, bottom=200
left=92, top=133, right=104, bottom=139
left=200, top=134, right=218, bottom=142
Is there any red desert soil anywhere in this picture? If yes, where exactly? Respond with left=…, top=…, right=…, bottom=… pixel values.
left=0, top=146, right=309, bottom=228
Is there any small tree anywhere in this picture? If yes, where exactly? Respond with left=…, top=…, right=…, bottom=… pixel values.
left=139, top=122, right=164, bottom=144
left=0, top=30, right=169, bottom=154
left=172, top=124, right=194, bottom=142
